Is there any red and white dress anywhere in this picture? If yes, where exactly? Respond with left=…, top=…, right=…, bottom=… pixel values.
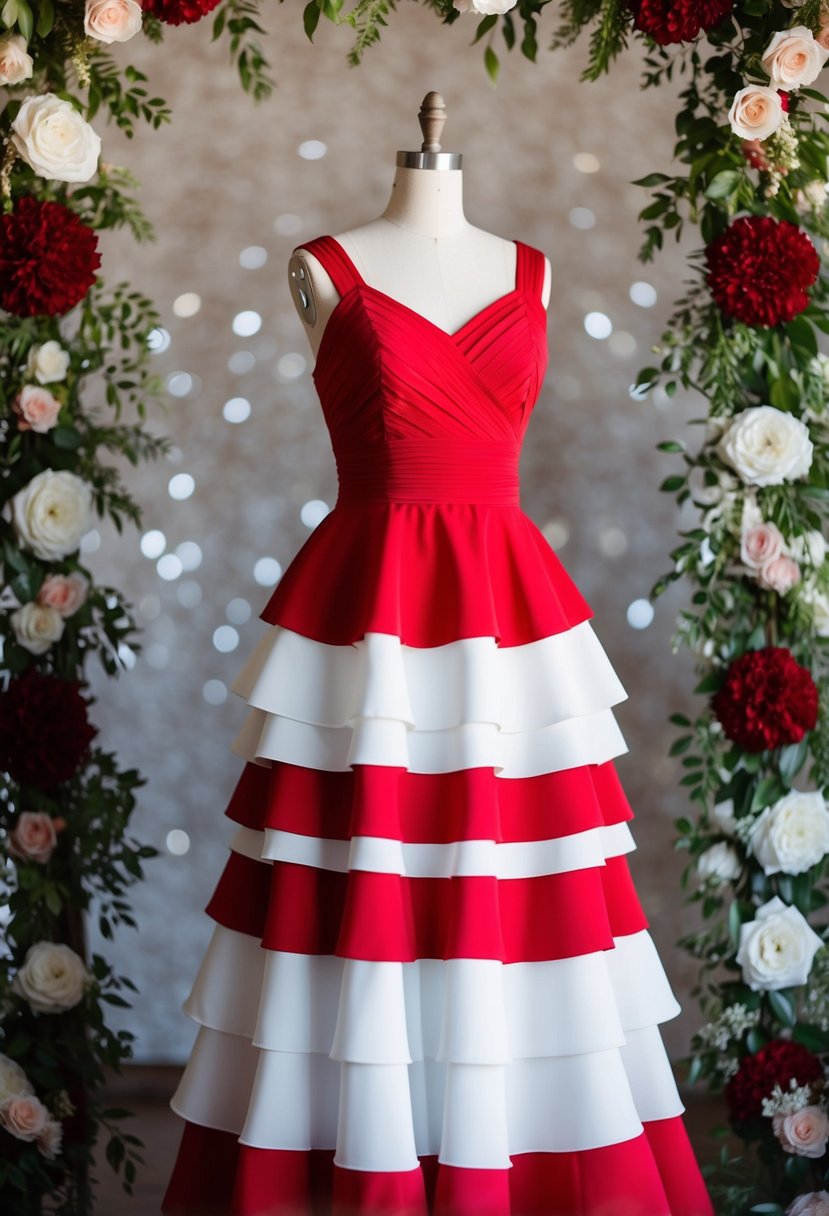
left=162, top=236, right=714, bottom=1216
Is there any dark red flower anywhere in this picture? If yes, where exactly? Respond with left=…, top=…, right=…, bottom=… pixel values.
left=705, top=216, right=819, bottom=328
left=141, top=0, right=221, bottom=24
left=726, top=1040, right=823, bottom=1123
left=0, top=668, right=97, bottom=788
left=0, top=197, right=100, bottom=318
left=631, top=0, right=731, bottom=45
left=712, top=647, right=819, bottom=753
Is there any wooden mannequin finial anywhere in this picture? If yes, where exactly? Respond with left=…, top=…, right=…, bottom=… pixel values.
left=418, top=92, right=447, bottom=154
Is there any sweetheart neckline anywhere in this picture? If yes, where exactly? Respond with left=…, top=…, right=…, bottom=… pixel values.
left=311, top=282, right=544, bottom=383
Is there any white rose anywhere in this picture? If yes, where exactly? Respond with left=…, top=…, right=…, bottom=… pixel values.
left=718, top=406, right=814, bottom=487
left=697, top=842, right=741, bottom=883
left=11, top=469, right=93, bottom=561
left=27, top=341, right=70, bottom=386
left=713, top=798, right=738, bottom=836
left=38, top=1118, right=62, bottom=1160
left=10, top=603, right=65, bottom=656
left=762, top=26, right=827, bottom=91
left=789, top=1193, right=829, bottom=1216
left=749, top=790, right=829, bottom=875
left=11, top=94, right=101, bottom=184
left=736, top=896, right=823, bottom=990
left=0, top=33, right=33, bottom=85
left=0, top=1054, right=33, bottom=1104
left=803, top=582, right=829, bottom=636
left=453, top=0, right=517, bottom=11
left=84, top=0, right=142, bottom=43
left=729, top=86, right=784, bottom=141
left=11, top=942, right=90, bottom=1014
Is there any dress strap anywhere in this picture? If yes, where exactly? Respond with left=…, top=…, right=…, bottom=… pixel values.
left=514, top=240, right=547, bottom=300
left=296, top=235, right=366, bottom=297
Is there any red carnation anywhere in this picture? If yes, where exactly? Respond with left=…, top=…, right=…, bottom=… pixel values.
left=706, top=216, right=819, bottom=328
left=726, top=1041, right=823, bottom=1123
left=631, top=0, right=731, bottom=44
left=712, top=646, right=819, bottom=753
left=141, top=0, right=221, bottom=24
left=0, top=668, right=97, bottom=788
left=0, top=197, right=100, bottom=318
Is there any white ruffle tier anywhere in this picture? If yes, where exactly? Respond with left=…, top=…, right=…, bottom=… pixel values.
left=229, top=623, right=629, bottom=776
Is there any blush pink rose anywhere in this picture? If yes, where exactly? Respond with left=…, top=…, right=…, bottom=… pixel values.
left=8, top=812, right=59, bottom=864
left=0, top=1094, right=49, bottom=1142
left=84, top=0, right=142, bottom=42
left=742, top=521, right=785, bottom=570
left=13, top=385, right=61, bottom=433
left=759, top=554, right=801, bottom=593
left=37, top=572, right=89, bottom=618
left=774, top=1106, right=829, bottom=1158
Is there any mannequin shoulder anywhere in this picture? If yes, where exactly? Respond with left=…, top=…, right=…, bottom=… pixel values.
left=287, top=245, right=340, bottom=338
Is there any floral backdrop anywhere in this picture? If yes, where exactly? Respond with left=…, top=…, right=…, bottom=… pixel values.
left=5, top=0, right=829, bottom=1213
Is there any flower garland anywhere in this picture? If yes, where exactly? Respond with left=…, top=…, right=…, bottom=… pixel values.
left=0, top=1, right=271, bottom=1212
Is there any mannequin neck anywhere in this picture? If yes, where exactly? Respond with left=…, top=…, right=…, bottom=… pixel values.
left=381, top=166, right=467, bottom=239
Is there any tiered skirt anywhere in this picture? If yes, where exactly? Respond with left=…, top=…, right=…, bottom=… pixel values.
left=162, top=502, right=713, bottom=1216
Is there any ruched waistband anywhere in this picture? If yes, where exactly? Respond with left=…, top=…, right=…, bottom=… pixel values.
left=335, top=440, right=521, bottom=505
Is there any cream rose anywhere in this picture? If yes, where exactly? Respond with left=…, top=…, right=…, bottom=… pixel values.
left=11, top=94, right=101, bottom=184
left=453, top=0, right=517, bottom=11
left=759, top=554, right=801, bottom=593
left=736, top=896, right=823, bottom=990
left=84, top=0, right=142, bottom=42
left=774, top=1106, right=829, bottom=1157
left=749, top=791, right=829, bottom=875
left=26, top=341, right=70, bottom=386
left=13, top=386, right=61, bottom=434
left=713, top=798, right=738, bottom=836
left=11, top=469, right=93, bottom=561
left=697, top=842, right=741, bottom=883
left=0, top=1054, right=33, bottom=1104
left=762, top=26, right=827, bottom=91
left=10, top=603, right=65, bottom=656
left=37, top=573, right=89, bottom=618
left=12, top=941, right=90, bottom=1014
left=789, top=1193, right=829, bottom=1216
left=718, top=406, right=814, bottom=486
left=0, top=33, right=33, bottom=85
left=728, top=85, right=784, bottom=141
left=804, top=582, right=829, bottom=635
left=38, top=1118, right=62, bottom=1160
left=741, top=521, right=785, bottom=570
left=0, top=1094, right=49, bottom=1142
left=9, top=812, right=59, bottom=865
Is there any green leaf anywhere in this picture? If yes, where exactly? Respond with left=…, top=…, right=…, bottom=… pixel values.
left=704, top=170, right=741, bottom=201
left=631, top=173, right=671, bottom=188
left=484, top=45, right=499, bottom=82
left=36, top=0, right=52, bottom=36
left=660, top=475, right=685, bottom=492
left=694, top=671, right=722, bottom=695
left=472, top=13, right=497, bottom=42
left=15, top=0, right=31, bottom=39
left=727, top=899, right=743, bottom=947
left=52, top=426, right=83, bottom=450
left=303, top=0, right=321, bottom=38
left=767, top=988, right=796, bottom=1028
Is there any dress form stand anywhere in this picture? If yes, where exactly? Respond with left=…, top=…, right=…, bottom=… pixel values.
left=288, top=91, right=551, bottom=357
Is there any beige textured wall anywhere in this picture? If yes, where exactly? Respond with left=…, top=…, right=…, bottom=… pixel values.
left=85, top=6, right=704, bottom=1062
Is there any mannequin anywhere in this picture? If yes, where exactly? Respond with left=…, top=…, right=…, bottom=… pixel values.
left=288, top=91, right=552, bottom=358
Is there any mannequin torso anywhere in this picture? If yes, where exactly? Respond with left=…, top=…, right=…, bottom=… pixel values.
left=289, top=166, right=552, bottom=358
